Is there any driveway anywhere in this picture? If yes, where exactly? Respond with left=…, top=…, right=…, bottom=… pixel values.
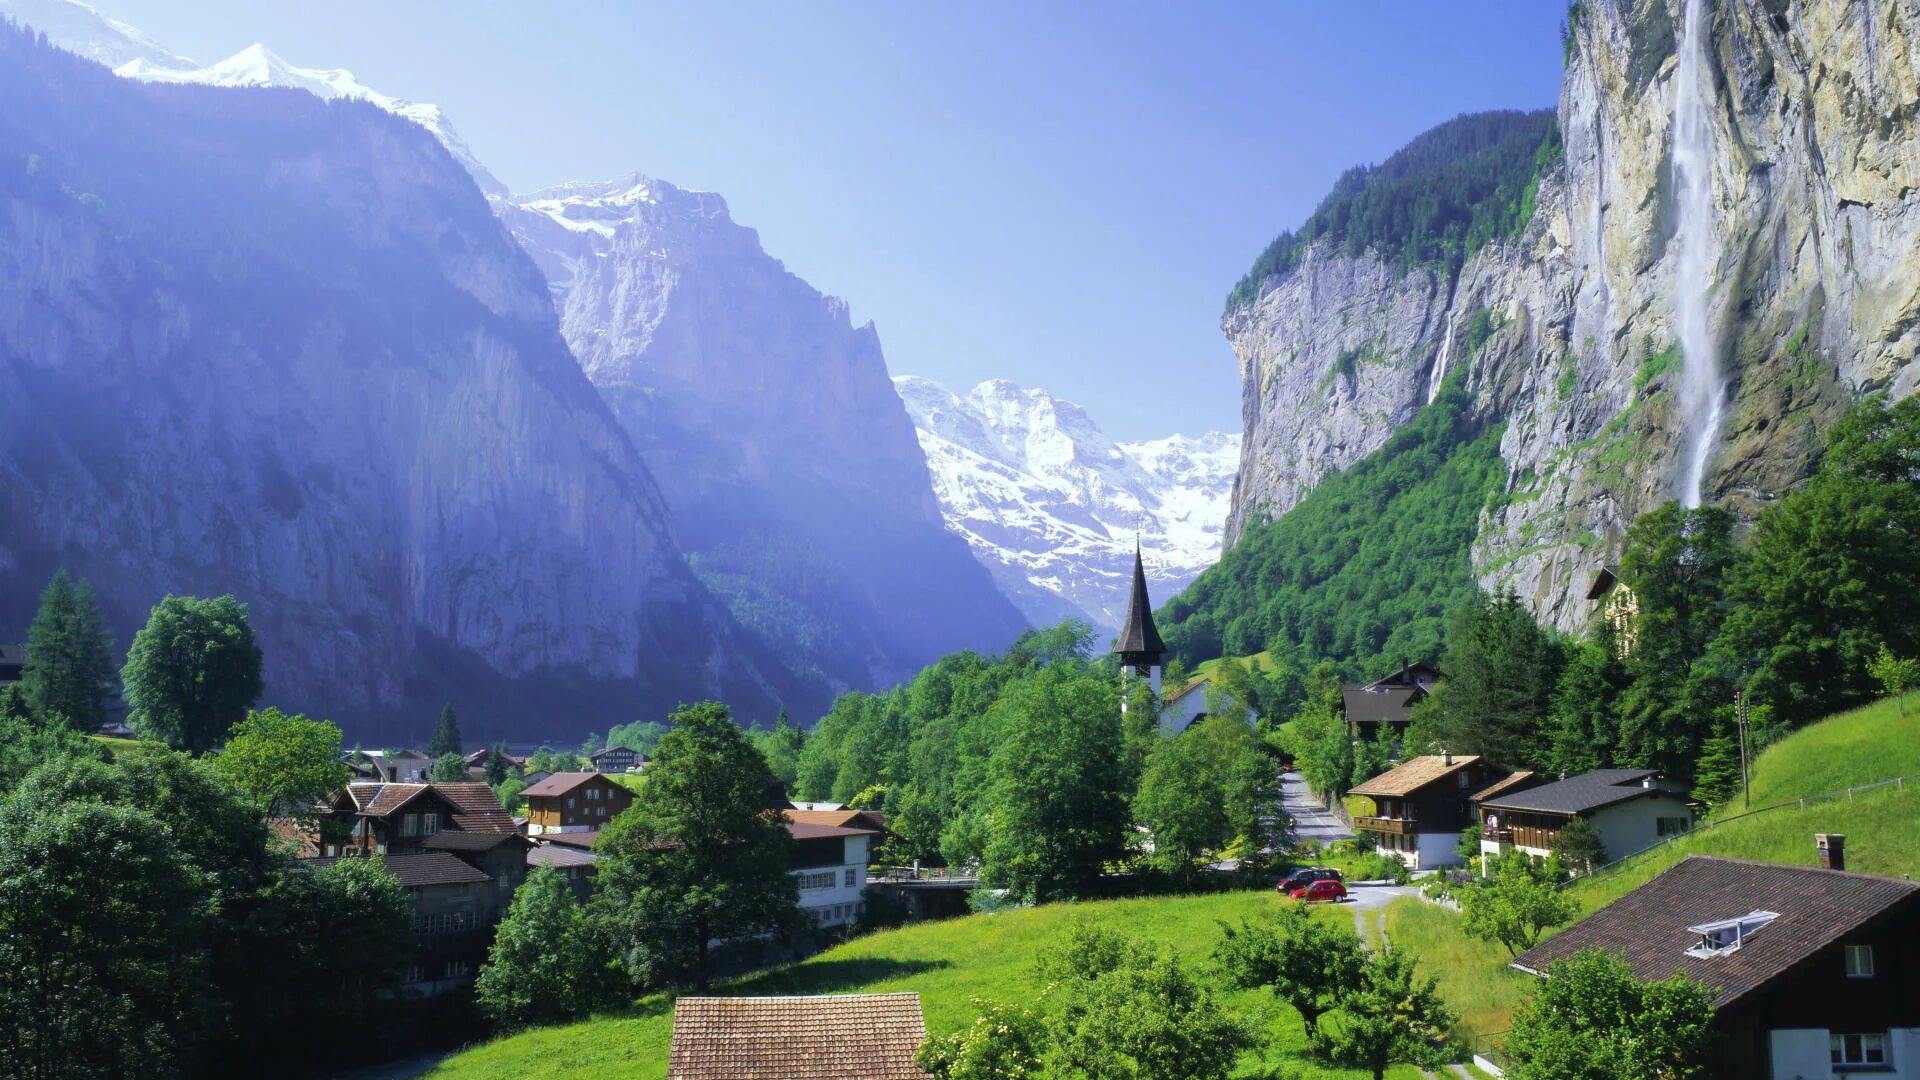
left=1279, top=769, right=1353, bottom=843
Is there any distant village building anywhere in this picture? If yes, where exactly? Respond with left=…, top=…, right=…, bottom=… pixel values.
left=785, top=810, right=882, bottom=930
left=1348, top=753, right=1505, bottom=870
left=1113, top=544, right=1168, bottom=705
left=1513, top=852, right=1920, bottom=1078
left=521, top=771, right=634, bottom=835
left=1587, top=565, right=1639, bottom=658
left=358, top=749, right=432, bottom=783
left=1477, top=767, right=1692, bottom=869
left=668, top=993, right=927, bottom=1080
left=0, top=643, right=24, bottom=686
left=1341, top=661, right=1443, bottom=742
left=310, top=781, right=529, bottom=996
left=1159, top=677, right=1260, bottom=736
left=589, top=745, right=647, bottom=773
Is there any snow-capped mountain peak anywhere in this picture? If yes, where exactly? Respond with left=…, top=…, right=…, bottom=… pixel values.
left=3, top=0, right=504, bottom=194
left=895, top=375, right=1238, bottom=629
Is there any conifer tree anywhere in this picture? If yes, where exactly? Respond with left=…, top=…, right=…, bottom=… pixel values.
left=1690, top=721, right=1742, bottom=810
left=20, top=570, right=118, bottom=731
left=484, top=741, right=511, bottom=786
left=428, top=702, right=463, bottom=758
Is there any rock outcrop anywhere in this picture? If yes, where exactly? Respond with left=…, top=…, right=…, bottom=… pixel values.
left=1224, top=0, right=1920, bottom=632
left=0, top=26, right=810, bottom=736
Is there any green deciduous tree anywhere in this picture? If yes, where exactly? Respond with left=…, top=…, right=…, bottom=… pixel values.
left=429, top=751, right=468, bottom=782
left=477, top=865, right=614, bottom=1030
left=1614, top=503, right=1736, bottom=774
left=121, top=594, right=264, bottom=753
left=1215, top=903, right=1368, bottom=1036
left=20, top=569, right=118, bottom=732
left=1867, top=644, right=1920, bottom=715
left=1051, top=940, right=1249, bottom=1080
left=1504, top=948, right=1716, bottom=1080
left=428, top=702, right=463, bottom=759
left=1318, top=948, right=1456, bottom=1080
left=1459, top=850, right=1577, bottom=956
left=1550, top=815, right=1606, bottom=875
left=916, top=997, right=1049, bottom=1080
left=592, top=701, right=799, bottom=989
left=210, top=707, right=349, bottom=819
left=0, top=685, right=109, bottom=796
left=1134, top=733, right=1230, bottom=872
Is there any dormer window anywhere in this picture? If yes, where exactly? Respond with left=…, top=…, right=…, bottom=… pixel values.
left=1685, top=911, right=1780, bottom=957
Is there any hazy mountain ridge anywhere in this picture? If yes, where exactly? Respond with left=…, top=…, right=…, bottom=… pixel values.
left=895, top=376, right=1237, bottom=628
left=0, top=22, right=817, bottom=735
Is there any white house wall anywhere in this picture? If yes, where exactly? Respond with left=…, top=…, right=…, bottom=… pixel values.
left=1769, top=1027, right=1920, bottom=1079
left=1590, top=794, right=1694, bottom=864
left=793, top=834, right=869, bottom=928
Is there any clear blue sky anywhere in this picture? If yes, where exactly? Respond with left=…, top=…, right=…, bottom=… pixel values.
left=103, top=2, right=1567, bottom=440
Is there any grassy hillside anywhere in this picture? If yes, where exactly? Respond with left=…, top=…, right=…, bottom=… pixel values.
left=431, top=892, right=1432, bottom=1080
left=1382, top=696, right=1920, bottom=1049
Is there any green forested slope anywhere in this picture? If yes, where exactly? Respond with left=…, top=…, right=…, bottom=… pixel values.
left=1158, top=379, right=1505, bottom=673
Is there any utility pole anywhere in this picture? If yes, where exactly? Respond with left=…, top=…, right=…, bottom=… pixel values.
left=1736, top=687, right=1752, bottom=811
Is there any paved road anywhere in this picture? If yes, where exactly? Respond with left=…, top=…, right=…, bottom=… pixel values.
left=1279, top=769, right=1354, bottom=843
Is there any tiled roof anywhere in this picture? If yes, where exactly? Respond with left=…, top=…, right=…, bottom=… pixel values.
left=544, top=830, right=600, bottom=849
left=310, top=852, right=491, bottom=888
left=1513, top=856, right=1920, bottom=1007
left=1478, top=769, right=1665, bottom=816
left=1349, top=755, right=1483, bottom=799
left=422, top=830, right=527, bottom=852
left=1365, top=662, right=1444, bottom=689
left=1341, top=685, right=1424, bottom=726
left=786, top=809, right=889, bottom=832
left=432, top=782, right=516, bottom=832
left=346, top=782, right=430, bottom=816
left=0, top=643, right=25, bottom=666
left=1471, top=770, right=1542, bottom=803
left=787, top=822, right=880, bottom=840
left=520, top=771, right=603, bottom=798
left=529, top=845, right=598, bottom=869
left=668, top=994, right=927, bottom=1080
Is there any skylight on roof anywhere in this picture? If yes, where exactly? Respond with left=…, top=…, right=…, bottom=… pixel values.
left=1685, top=910, right=1779, bottom=958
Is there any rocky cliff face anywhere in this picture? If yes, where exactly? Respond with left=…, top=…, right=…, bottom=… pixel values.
left=497, top=178, right=1030, bottom=689
left=1225, top=0, right=1920, bottom=632
left=895, top=376, right=1237, bottom=629
left=0, top=27, right=808, bottom=736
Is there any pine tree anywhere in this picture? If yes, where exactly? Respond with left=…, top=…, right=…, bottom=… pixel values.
left=484, top=741, right=511, bottom=786
left=20, top=570, right=117, bottom=732
left=428, top=702, right=463, bottom=758
left=1690, top=721, right=1742, bottom=810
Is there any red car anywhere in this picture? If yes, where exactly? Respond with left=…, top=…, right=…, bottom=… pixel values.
left=1289, top=878, right=1348, bottom=903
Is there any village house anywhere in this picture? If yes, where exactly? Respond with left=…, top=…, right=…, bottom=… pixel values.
left=0, top=642, right=24, bottom=686
left=1477, top=767, right=1694, bottom=868
left=1348, top=753, right=1506, bottom=870
left=589, top=744, right=648, bottom=773
left=356, top=748, right=432, bottom=783
left=1586, top=564, right=1640, bottom=658
left=1341, top=661, right=1443, bottom=742
left=1513, top=846, right=1920, bottom=1078
left=1159, top=678, right=1261, bottom=736
left=786, top=809, right=883, bottom=930
left=521, top=771, right=634, bottom=835
left=667, top=993, right=927, bottom=1080
left=309, top=781, right=529, bottom=996
left=528, top=842, right=598, bottom=897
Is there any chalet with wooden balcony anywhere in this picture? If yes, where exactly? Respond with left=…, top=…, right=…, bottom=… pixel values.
left=1477, top=767, right=1693, bottom=868
left=1513, top=850, right=1920, bottom=1079
left=1347, top=753, right=1507, bottom=870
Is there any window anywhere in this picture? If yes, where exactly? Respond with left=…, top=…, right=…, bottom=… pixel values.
left=597, top=805, right=606, bottom=817
left=401, top=814, right=419, bottom=837
left=845, top=868, right=857, bottom=888
left=566, top=797, right=576, bottom=810
left=797, top=871, right=836, bottom=891
left=1685, top=911, right=1779, bottom=958
left=1657, top=816, right=1691, bottom=837
left=403, top=965, right=426, bottom=984
left=421, top=814, right=440, bottom=836
left=1831, top=1033, right=1888, bottom=1068
left=444, top=960, right=472, bottom=979
left=1846, top=945, right=1876, bottom=978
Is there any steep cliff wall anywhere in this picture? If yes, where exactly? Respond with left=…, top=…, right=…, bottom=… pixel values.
left=0, top=27, right=810, bottom=736
left=496, top=177, right=1030, bottom=690
left=1222, top=0, right=1920, bottom=633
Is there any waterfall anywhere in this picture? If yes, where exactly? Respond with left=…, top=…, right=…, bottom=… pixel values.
left=1427, top=318, right=1455, bottom=404
left=1672, top=0, right=1725, bottom=508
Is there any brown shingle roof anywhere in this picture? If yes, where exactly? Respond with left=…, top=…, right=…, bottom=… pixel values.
left=787, top=822, right=880, bottom=840
left=529, top=845, right=597, bottom=869
left=432, top=782, right=516, bottom=832
left=1512, top=855, right=1920, bottom=1007
left=520, top=771, right=602, bottom=798
left=1470, top=770, right=1541, bottom=804
left=346, top=782, right=430, bottom=816
left=544, top=830, right=600, bottom=849
left=422, top=830, right=528, bottom=852
left=786, top=809, right=890, bottom=833
left=1349, top=755, right=1484, bottom=798
left=668, top=994, right=927, bottom=1080
left=310, top=852, right=491, bottom=888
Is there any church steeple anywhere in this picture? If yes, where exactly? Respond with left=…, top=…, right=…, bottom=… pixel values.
left=1113, top=543, right=1166, bottom=686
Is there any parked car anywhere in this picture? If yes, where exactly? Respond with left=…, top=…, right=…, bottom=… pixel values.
left=1291, top=878, right=1348, bottom=903
left=1276, top=867, right=1343, bottom=894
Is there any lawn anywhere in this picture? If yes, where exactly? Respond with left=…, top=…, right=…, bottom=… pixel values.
left=1730, top=695, right=1920, bottom=815
left=430, top=890, right=1432, bottom=1080
left=87, top=734, right=146, bottom=757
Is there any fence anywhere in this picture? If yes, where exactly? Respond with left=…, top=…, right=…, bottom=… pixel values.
left=1573, top=771, right=1920, bottom=888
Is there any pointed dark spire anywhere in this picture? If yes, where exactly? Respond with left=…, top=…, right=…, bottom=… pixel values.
left=1113, top=543, right=1166, bottom=666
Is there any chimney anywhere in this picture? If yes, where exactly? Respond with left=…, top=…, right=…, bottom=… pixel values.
left=1818, top=833, right=1847, bottom=872
left=1442, top=750, right=1453, bottom=766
